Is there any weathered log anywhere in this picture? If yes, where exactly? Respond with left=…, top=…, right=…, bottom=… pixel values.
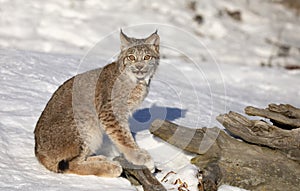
left=217, top=111, right=300, bottom=161
left=268, top=104, right=300, bottom=119
left=225, top=104, right=300, bottom=162
left=150, top=120, right=220, bottom=155
left=150, top=119, right=300, bottom=191
left=245, top=104, right=300, bottom=129
left=113, top=156, right=166, bottom=191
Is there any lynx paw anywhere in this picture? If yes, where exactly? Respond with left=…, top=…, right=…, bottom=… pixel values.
left=124, top=149, right=155, bottom=171
left=87, top=155, right=123, bottom=177
left=100, top=160, right=123, bottom=177
left=108, top=161, right=123, bottom=177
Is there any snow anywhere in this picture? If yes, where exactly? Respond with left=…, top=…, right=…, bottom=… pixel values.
left=0, top=0, right=299, bottom=191
left=1, top=0, right=299, bottom=65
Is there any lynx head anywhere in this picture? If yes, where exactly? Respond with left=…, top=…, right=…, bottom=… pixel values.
left=118, top=30, right=160, bottom=84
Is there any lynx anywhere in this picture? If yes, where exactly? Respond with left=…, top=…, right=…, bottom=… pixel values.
left=34, top=30, right=160, bottom=177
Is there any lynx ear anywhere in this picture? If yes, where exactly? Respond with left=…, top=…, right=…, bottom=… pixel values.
left=145, top=30, right=160, bottom=46
left=120, top=29, right=132, bottom=50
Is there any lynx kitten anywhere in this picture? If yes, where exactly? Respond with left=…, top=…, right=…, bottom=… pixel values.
left=34, top=30, right=160, bottom=177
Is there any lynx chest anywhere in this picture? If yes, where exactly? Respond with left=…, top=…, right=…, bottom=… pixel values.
left=127, top=82, right=149, bottom=112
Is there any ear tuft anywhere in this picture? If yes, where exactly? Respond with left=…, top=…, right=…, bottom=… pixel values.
left=120, top=29, right=132, bottom=50
left=145, top=31, right=160, bottom=47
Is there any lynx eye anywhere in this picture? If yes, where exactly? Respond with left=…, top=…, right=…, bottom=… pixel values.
left=144, top=55, right=151, bottom=60
left=128, top=55, right=136, bottom=61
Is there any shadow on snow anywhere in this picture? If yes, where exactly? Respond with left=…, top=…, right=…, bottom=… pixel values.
left=129, top=104, right=187, bottom=133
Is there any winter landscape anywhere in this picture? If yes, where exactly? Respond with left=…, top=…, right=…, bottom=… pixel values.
left=0, top=0, right=299, bottom=190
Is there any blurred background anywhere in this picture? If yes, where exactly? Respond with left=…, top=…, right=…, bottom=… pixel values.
left=0, top=0, right=299, bottom=68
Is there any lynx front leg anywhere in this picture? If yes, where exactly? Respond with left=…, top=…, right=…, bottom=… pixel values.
left=102, top=118, right=154, bottom=171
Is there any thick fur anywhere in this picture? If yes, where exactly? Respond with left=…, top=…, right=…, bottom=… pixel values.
left=34, top=31, right=160, bottom=177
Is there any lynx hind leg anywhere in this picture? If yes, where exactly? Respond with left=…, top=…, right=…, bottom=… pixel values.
left=67, top=155, right=123, bottom=178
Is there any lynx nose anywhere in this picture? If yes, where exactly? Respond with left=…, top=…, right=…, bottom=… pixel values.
left=135, top=64, right=144, bottom=70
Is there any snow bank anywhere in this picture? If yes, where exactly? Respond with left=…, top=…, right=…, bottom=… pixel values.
left=1, top=49, right=299, bottom=190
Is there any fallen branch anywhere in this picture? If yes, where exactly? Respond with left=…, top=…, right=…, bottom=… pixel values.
left=113, top=156, right=166, bottom=191
left=245, top=105, right=300, bottom=128
left=268, top=103, right=300, bottom=119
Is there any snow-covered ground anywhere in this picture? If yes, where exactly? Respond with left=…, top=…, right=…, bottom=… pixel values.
left=0, top=0, right=299, bottom=190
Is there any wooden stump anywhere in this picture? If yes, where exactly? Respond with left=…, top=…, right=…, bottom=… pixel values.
left=150, top=104, right=300, bottom=191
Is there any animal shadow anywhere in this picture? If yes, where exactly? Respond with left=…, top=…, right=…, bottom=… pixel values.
left=129, top=104, right=187, bottom=133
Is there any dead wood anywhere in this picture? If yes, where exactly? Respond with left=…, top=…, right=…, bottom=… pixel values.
left=150, top=120, right=220, bottom=155
left=113, top=156, right=166, bottom=191
left=150, top=118, right=300, bottom=191
left=245, top=104, right=300, bottom=129
left=223, top=103, right=300, bottom=161
left=267, top=103, right=300, bottom=119
left=217, top=111, right=300, bottom=161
